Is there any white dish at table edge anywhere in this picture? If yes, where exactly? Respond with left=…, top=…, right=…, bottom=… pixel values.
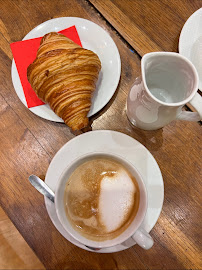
left=179, top=8, right=202, bottom=91
left=44, top=130, right=164, bottom=253
left=11, top=17, right=121, bottom=122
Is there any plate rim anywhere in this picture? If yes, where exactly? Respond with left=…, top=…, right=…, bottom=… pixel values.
left=178, top=7, right=202, bottom=54
left=44, top=130, right=164, bottom=253
left=178, top=8, right=202, bottom=91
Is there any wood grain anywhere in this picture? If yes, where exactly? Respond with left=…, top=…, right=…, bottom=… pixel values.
left=89, top=0, right=202, bottom=55
left=0, top=207, right=45, bottom=269
left=0, top=0, right=201, bottom=269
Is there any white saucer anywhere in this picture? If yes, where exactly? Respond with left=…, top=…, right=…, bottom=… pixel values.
left=44, top=130, right=164, bottom=253
left=179, top=8, right=202, bottom=91
left=11, top=17, right=121, bottom=122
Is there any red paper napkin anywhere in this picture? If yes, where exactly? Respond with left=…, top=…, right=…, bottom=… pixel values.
left=10, top=26, right=82, bottom=108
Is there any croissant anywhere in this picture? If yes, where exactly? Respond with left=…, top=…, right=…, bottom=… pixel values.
left=27, top=32, right=101, bottom=130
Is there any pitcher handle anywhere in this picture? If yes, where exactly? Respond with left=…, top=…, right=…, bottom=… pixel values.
left=176, top=92, right=202, bottom=121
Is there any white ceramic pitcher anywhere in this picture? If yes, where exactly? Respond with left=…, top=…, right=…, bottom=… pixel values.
left=126, top=52, right=202, bottom=130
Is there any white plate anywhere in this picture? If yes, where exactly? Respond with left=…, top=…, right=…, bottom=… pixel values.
left=11, top=17, right=121, bottom=122
left=179, top=8, right=202, bottom=91
left=44, top=130, right=164, bottom=253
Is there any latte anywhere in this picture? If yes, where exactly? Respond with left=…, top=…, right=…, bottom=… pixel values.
left=64, top=157, right=140, bottom=241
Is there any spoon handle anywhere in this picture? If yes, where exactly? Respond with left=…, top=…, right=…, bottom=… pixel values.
left=29, top=175, right=55, bottom=203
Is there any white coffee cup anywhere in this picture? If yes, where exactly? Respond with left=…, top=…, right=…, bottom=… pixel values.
left=127, top=52, right=202, bottom=130
left=55, top=152, right=154, bottom=250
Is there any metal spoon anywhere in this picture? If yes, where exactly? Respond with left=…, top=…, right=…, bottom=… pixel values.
left=28, top=175, right=55, bottom=203
left=85, top=245, right=101, bottom=251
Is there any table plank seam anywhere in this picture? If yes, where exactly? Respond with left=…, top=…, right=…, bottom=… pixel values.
left=85, top=0, right=142, bottom=59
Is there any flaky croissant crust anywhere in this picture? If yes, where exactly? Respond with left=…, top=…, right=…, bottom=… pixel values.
left=27, top=32, right=101, bottom=130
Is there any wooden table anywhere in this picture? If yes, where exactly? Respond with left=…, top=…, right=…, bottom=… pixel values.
left=0, top=0, right=201, bottom=269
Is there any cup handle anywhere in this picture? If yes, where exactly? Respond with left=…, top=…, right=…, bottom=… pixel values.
left=132, top=227, right=154, bottom=250
left=176, top=92, right=202, bottom=121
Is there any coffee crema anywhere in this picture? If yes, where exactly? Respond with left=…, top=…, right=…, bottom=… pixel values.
left=64, top=157, right=140, bottom=241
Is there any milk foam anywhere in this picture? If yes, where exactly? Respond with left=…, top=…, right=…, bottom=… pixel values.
left=99, top=168, right=136, bottom=233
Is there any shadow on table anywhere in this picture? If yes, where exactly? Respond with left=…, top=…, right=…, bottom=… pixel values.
left=54, top=246, right=120, bottom=270
left=122, top=121, right=164, bottom=152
